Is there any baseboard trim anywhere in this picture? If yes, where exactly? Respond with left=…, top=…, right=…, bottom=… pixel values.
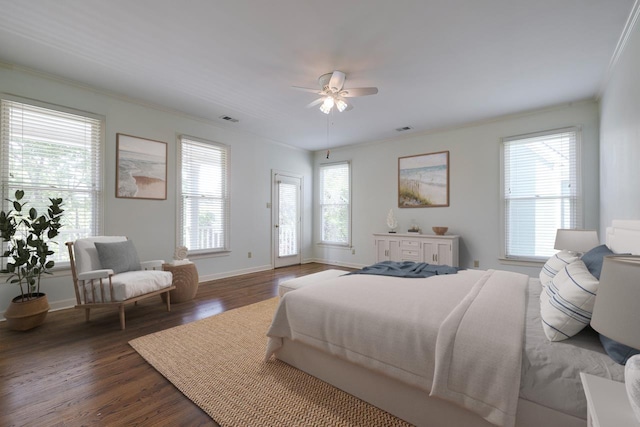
left=197, top=264, right=273, bottom=282
left=1, top=297, right=77, bottom=322
left=304, top=258, right=367, bottom=269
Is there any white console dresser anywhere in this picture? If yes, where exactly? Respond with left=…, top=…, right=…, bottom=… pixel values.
left=373, top=233, right=459, bottom=267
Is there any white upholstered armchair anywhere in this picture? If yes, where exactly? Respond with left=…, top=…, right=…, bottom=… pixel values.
left=66, top=236, right=175, bottom=330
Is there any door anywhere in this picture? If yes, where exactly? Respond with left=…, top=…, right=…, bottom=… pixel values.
left=273, top=172, right=302, bottom=267
left=374, top=235, right=400, bottom=262
left=423, top=240, right=452, bottom=265
left=435, top=241, right=452, bottom=266
left=423, top=241, right=436, bottom=264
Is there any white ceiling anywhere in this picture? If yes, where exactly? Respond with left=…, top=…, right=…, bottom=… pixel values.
left=0, top=1, right=634, bottom=151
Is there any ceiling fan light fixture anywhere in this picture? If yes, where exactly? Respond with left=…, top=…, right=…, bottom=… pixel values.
left=335, top=98, right=347, bottom=112
left=295, top=71, right=378, bottom=114
left=319, top=97, right=334, bottom=114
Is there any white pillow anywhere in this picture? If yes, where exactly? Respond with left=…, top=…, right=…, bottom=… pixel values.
left=540, top=260, right=599, bottom=341
left=539, top=250, right=579, bottom=287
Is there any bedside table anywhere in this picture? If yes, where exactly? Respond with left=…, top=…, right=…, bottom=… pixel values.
left=580, top=372, right=640, bottom=427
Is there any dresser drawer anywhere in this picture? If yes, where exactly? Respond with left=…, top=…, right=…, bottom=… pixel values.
left=401, top=250, right=420, bottom=261
left=400, top=239, right=420, bottom=249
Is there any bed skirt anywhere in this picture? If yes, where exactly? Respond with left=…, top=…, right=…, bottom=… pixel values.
left=276, top=338, right=586, bottom=427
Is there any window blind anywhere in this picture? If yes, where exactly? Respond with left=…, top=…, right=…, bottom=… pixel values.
left=319, top=161, right=350, bottom=245
left=502, top=127, right=581, bottom=260
left=179, top=136, right=229, bottom=253
left=0, top=99, right=102, bottom=265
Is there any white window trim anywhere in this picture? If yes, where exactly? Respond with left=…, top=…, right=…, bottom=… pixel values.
left=318, top=160, right=352, bottom=247
left=499, top=126, right=583, bottom=263
left=176, top=134, right=230, bottom=256
left=0, top=94, right=104, bottom=270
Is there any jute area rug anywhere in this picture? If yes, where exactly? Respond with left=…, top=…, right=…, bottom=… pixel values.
left=129, top=297, right=411, bottom=427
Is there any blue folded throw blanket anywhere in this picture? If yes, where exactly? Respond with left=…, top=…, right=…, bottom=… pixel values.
left=348, top=261, right=459, bottom=278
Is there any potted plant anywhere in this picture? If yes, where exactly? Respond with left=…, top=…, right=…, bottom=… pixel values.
left=0, top=190, right=64, bottom=331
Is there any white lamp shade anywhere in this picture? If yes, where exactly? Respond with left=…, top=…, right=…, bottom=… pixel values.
left=591, top=255, right=640, bottom=349
left=554, top=229, right=599, bottom=253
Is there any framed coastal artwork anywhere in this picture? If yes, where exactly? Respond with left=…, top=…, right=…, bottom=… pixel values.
left=116, top=133, right=167, bottom=200
left=398, top=150, right=449, bottom=208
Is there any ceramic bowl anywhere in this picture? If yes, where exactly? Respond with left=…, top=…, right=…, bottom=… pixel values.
left=432, top=226, right=448, bottom=236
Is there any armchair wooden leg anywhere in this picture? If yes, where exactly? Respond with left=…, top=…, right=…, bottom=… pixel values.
left=165, top=291, right=171, bottom=312
left=119, top=305, right=126, bottom=330
left=84, top=308, right=91, bottom=322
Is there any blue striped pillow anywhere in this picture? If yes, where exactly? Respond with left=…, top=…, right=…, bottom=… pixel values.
left=539, top=250, right=579, bottom=287
left=540, top=260, right=599, bottom=341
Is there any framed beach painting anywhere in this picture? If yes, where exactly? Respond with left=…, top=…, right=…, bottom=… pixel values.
left=398, top=150, right=449, bottom=208
left=116, top=133, right=167, bottom=200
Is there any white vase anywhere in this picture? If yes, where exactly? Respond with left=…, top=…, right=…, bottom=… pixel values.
left=625, top=354, right=640, bottom=422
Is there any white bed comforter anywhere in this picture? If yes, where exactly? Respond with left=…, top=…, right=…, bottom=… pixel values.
left=266, top=269, right=529, bottom=427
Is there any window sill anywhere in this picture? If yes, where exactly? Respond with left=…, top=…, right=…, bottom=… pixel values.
left=498, top=258, right=545, bottom=268
left=316, top=242, right=352, bottom=250
left=188, top=250, right=231, bottom=260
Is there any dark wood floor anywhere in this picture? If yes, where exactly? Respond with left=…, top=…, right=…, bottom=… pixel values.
left=0, top=263, right=352, bottom=427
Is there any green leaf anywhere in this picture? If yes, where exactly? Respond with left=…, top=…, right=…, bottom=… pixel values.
left=1, top=190, right=64, bottom=298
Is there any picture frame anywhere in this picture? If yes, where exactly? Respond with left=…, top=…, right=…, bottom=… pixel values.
left=398, top=150, right=449, bottom=208
left=116, top=133, right=167, bottom=200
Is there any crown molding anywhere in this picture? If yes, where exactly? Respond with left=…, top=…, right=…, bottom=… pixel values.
left=597, top=0, right=640, bottom=99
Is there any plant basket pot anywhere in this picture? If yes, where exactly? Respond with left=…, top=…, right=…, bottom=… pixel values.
left=4, top=293, right=50, bottom=331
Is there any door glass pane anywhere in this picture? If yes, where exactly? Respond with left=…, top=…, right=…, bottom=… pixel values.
left=278, top=181, right=298, bottom=257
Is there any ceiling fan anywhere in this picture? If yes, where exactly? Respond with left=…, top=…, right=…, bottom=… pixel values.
left=293, top=71, right=378, bottom=114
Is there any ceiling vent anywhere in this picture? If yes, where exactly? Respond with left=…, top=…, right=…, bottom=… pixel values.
left=395, top=126, right=412, bottom=132
left=219, top=115, right=239, bottom=123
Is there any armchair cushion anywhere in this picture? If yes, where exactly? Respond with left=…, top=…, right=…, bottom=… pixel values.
left=81, top=270, right=173, bottom=303
left=95, top=240, right=141, bottom=274
left=74, top=236, right=128, bottom=274
left=78, top=269, right=114, bottom=281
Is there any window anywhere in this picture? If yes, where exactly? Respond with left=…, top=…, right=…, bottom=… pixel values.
left=319, top=161, right=351, bottom=246
left=178, top=135, right=229, bottom=253
left=0, top=98, right=103, bottom=266
left=501, top=127, right=581, bottom=261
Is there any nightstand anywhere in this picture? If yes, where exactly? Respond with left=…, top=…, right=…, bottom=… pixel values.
left=580, top=372, right=640, bottom=427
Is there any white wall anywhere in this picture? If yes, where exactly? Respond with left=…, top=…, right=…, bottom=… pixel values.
left=0, top=64, right=314, bottom=314
left=599, top=15, right=640, bottom=231
left=0, top=51, right=614, bottom=314
left=313, top=101, right=601, bottom=277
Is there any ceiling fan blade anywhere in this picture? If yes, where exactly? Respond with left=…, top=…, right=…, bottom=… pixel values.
left=292, top=86, right=323, bottom=94
left=329, top=71, right=346, bottom=92
left=341, top=87, right=378, bottom=97
left=305, top=97, right=325, bottom=108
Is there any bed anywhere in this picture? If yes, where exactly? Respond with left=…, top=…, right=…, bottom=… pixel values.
left=265, top=220, right=640, bottom=427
